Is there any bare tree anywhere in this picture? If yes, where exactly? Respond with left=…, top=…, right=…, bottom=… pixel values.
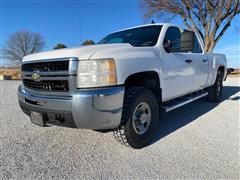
left=3, top=30, right=45, bottom=63
left=54, top=43, right=67, bottom=49
left=140, top=0, right=240, bottom=52
left=82, top=40, right=95, bottom=46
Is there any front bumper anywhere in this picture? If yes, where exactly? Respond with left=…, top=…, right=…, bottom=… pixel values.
left=18, top=85, right=125, bottom=129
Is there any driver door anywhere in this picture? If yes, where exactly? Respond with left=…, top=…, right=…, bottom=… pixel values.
left=162, top=27, right=195, bottom=101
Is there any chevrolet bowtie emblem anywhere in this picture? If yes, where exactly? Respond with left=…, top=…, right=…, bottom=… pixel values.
left=32, top=71, right=41, bottom=82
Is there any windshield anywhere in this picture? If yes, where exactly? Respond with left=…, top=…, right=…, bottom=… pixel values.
left=98, top=25, right=162, bottom=47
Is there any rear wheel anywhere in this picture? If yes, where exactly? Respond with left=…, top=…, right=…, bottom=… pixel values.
left=207, top=71, right=223, bottom=102
left=113, top=87, right=159, bottom=149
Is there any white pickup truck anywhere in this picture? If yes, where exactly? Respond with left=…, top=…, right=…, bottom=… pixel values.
left=18, top=23, right=227, bottom=148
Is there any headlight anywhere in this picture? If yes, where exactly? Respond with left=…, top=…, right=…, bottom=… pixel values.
left=76, top=58, right=117, bottom=88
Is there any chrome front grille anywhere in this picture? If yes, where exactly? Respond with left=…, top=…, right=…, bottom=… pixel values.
left=21, top=58, right=78, bottom=95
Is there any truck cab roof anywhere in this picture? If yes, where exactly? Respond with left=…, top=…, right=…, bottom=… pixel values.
left=113, top=23, right=174, bottom=33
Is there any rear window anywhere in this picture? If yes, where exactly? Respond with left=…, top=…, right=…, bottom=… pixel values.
left=98, top=25, right=162, bottom=47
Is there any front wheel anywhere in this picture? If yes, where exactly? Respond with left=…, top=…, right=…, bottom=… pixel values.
left=113, top=87, right=160, bottom=149
left=207, top=71, right=223, bottom=102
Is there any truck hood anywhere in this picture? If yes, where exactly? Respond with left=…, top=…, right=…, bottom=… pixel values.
left=22, top=43, right=132, bottom=62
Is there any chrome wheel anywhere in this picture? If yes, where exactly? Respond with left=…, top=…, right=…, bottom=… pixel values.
left=132, top=102, right=152, bottom=135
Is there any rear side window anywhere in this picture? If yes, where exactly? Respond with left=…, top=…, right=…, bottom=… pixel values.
left=163, top=27, right=181, bottom=52
left=192, top=34, right=202, bottom=53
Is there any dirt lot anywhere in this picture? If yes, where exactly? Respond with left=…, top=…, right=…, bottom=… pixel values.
left=0, top=77, right=239, bottom=179
left=0, top=68, right=21, bottom=80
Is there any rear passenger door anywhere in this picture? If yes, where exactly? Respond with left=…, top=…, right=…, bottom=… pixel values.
left=184, top=33, right=208, bottom=91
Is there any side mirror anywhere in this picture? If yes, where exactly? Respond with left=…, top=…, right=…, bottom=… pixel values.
left=181, top=31, right=194, bottom=52
left=163, top=40, right=171, bottom=48
left=163, top=40, right=171, bottom=52
left=163, top=39, right=181, bottom=52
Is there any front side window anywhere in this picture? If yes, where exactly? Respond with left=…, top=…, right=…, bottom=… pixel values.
left=99, top=25, right=162, bottom=47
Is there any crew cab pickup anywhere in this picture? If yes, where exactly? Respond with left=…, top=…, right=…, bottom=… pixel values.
left=18, top=23, right=227, bottom=148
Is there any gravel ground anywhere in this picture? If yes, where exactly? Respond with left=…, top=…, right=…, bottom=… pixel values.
left=0, top=77, right=239, bottom=179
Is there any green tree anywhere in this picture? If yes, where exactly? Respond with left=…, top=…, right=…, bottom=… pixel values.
left=53, top=43, right=67, bottom=49
left=82, top=40, right=95, bottom=46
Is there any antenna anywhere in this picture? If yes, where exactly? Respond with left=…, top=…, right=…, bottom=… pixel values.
left=151, top=20, right=155, bottom=24
left=78, top=17, right=82, bottom=44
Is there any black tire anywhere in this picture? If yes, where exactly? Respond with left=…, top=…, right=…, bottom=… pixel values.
left=207, top=71, right=223, bottom=102
left=113, top=87, right=160, bottom=149
left=93, top=129, right=112, bottom=133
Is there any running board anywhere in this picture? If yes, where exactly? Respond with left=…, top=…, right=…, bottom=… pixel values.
left=162, top=91, right=208, bottom=113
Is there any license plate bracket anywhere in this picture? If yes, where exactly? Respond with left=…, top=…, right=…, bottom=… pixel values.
left=30, top=112, right=46, bottom=127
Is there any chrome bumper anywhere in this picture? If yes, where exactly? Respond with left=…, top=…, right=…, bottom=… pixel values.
left=18, top=85, right=125, bottom=129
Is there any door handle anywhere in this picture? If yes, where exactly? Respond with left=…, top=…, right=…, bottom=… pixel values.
left=202, top=59, right=208, bottom=63
left=185, top=59, right=193, bottom=63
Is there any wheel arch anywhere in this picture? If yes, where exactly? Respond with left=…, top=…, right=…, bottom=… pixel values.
left=124, top=71, right=162, bottom=106
left=218, top=66, right=225, bottom=74
left=217, top=65, right=226, bottom=81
